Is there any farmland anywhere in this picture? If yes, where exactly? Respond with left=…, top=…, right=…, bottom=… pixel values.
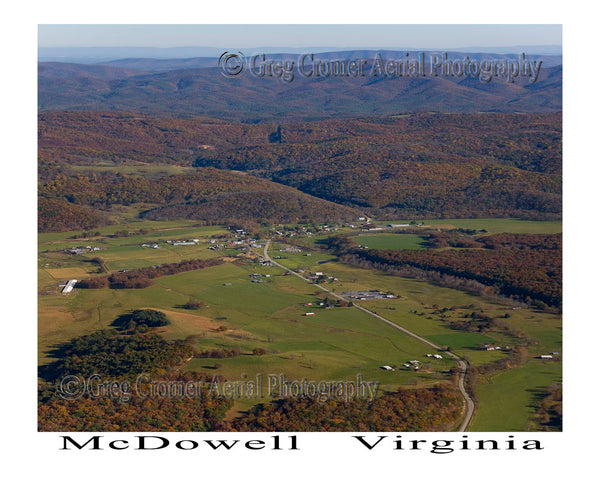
left=378, top=218, right=563, bottom=234
left=38, top=217, right=561, bottom=431
left=354, top=233, right=427, bottom=250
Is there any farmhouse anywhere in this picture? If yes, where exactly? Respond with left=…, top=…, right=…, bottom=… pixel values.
left=380, top=365, right=394, bottom=371
left=304, top=312, right=315, bottom=316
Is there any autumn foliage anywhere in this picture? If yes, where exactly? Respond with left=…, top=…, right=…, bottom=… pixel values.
left=328, top=233, right=562, bottom=308
left=231, top=384, right=463, bottom=432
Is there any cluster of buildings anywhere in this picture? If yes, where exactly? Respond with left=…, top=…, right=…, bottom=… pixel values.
left=341, top=290, right=395, bottom=300
left=166, top=239, right=200, bottom=246
left=480, top=344, right=512, bottom=351
left=280, top=246, right=302, bottom=253
left=381, top=354, right=445, bottom=372
left=249, top=273, right=272, bottom=283
left=402, top=360, right=421, bottom=370
left=539, top=352, right=561, bottom=360
left=425, top=353, right=444, bottom=360
left=66, top=246, right=103, bottom=254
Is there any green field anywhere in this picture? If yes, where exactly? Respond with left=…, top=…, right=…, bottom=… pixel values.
left=355, top=233, right=427, bottom=250
left=39, top=259, right=445, bottom=395
left=470, top=360, right=562, bottom=431
left=379, top=218, right=562, bottom=234
left=38, top=218, right=562, bottom=430
left=268, top=244, right=562, bottom=426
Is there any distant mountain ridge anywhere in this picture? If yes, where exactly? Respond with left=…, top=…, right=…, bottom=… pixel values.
left=38, top=51, right=562, bottom=122
left=38, top=45, right=562, bottom=63
left=95, top=50, right=561, bottom=72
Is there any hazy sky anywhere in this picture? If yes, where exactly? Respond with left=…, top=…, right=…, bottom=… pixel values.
left=38, top=24, right=562, bottom=48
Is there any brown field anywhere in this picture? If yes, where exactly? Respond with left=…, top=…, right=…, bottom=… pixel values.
left=152, top=308, right=222, bottom=339
left=44, top=267, right=89, bottom=279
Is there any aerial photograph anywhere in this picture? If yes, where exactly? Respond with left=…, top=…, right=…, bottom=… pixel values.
left=37, top=24, right=562, bottom=433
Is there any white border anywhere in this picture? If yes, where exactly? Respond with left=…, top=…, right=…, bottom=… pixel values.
left=2, top=1, right=597, bottom=477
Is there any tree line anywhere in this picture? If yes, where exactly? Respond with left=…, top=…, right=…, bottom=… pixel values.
left=77, top=257, right=224, bottom=289
left=326, top=233, right=562, bottom=308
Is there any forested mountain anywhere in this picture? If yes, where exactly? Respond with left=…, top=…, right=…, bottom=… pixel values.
left=39, top=110, right=561, bottom=230
left=38, top=165, right=362, bottom=232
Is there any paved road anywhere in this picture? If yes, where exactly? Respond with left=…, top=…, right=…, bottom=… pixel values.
left=261, top=239, right=475, bottom=432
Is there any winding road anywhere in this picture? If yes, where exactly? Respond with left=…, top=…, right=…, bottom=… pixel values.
left=261, top=239, right=475, bottom=432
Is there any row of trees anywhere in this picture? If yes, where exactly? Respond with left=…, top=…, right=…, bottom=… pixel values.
left=77, top=257, right=224, bottom=289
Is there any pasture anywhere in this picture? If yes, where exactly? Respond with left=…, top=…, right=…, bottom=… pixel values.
left=38, top=218, right=562, bottom=429
left=355, top=233, right=427, bottom=250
